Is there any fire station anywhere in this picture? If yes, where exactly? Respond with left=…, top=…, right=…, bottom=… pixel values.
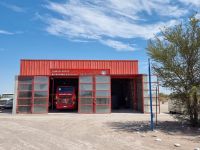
left=13, top=59, right=159, bottom=114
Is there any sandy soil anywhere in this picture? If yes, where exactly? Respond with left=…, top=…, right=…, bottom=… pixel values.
left=0, top=113, right=199, bottom=150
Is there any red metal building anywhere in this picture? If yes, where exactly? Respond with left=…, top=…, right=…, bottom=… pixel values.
left=14, top=59, right=159, bottom=114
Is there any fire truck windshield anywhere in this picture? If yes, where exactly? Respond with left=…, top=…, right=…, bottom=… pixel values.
left=58, top=87, right=73, bottom=93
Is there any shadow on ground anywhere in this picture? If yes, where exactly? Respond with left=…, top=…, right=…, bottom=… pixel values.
left=111, top=109, right=141, bottom=113
left=107, top=121, right=200, bottom=136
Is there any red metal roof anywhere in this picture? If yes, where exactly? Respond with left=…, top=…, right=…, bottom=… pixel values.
left=20, top=59, right=138, bottom=76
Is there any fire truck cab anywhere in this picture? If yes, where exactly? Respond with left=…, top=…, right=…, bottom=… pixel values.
left=55, top=86, right=77, bottom=110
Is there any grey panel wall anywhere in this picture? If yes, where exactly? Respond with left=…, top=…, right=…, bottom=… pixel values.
left=136, top=76, right=143, bottom=112
left=79, top=75, right=111, bottom=113
left=16, top=76, right=49, bottom=114
left=142, top=75, right=160, bottom=113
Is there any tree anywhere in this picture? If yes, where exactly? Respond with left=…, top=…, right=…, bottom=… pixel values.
left=159, top=93, right=169, bottom=103
left=147, top=15, right=200, bottom=126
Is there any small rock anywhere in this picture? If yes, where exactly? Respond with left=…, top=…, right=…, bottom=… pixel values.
left=169, top=132, right=175, bottom=135
left=194, top=147, right=200, bottom=150
left=155, top=138, right=162, bottom=141
left=174, top=143, right=181, bottom=147
left=152, top=135, right=157, bottom=137
left=136, top=131, right=140, bottom=134
left=136, top=128, right=140, bottom=131
left=154, top=130, right=159, bottom=133
left=141, top=135, right=145, bottom=137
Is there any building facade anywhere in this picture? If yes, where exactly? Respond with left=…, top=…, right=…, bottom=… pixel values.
left=13, top=59, right=159, bottom=114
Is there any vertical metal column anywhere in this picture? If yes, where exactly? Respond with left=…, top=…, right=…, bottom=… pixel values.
left=51, top=78, right=54, bottom=110
left=93, top=75, right=96, bottom=113
left=141, top=75, right=144, bottom=113
left=31, top=76, right=34, bottom=113
left=134, top=79, right=137, bottom=111
left=148, top=59, right=154, bottom=131
left=156, top=86, right=158, bottom=125
left=12, top=76, right=18, bottom=114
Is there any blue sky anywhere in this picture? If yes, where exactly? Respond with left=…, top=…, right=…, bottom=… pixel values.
left=0, top=0, right=200, bottom=94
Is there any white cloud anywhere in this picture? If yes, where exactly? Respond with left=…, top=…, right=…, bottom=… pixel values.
left=46, top=13, right=178, bottom=40
left=0, top=29, right=23, bottom=35
left=100, top=39, right=135, bottom=51
left=107, top=0, right=188, bottom=18
left=178, top=0, right=200, bottom=7
left=0, top=2, right=25, bottom=12
left=44, top=0, right=190, bottom=51
left=0, top=30, right=14, bottom=35
left=195, top=13, right=200, bottom=19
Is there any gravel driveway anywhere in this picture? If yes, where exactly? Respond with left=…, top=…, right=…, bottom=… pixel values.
left=0, top=113, right=199, bottom=150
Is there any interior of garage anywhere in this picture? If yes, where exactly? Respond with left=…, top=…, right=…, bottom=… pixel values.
left=111, top=77, right=144, bottom=113
left=49, top=77, right=79, bottom=112
left=111, top=78, right=134, bottom=112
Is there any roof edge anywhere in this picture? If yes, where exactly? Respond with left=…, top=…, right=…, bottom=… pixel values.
left=20, top=59, right=138, bottom=62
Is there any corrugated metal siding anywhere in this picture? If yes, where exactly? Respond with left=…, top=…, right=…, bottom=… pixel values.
left=20, top=60, right=138, bottom=76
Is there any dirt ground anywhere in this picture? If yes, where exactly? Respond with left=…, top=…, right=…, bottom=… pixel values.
left=0, top=112, right=199, bottom=150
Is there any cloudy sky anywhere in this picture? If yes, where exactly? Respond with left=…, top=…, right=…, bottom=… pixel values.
left=0, top=0, right=199, bottom=94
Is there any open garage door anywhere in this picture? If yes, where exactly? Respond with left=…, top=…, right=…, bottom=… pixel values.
left=95, top=76, right=111, bottom=113
left=78, top=76, right=111, bottom=113
left=17, top=76, right=49, bottom=114
left=79, top=76, right=94, bottom=113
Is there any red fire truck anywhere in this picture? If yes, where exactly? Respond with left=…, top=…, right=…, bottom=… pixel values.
left=55, top=86, right=77, bottom=110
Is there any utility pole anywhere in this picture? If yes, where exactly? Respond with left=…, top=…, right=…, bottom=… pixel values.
left=148, top=58, right=154, bottom=131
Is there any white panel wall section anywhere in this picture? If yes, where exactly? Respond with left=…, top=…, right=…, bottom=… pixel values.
left=12, top=76, right=18, bottom=114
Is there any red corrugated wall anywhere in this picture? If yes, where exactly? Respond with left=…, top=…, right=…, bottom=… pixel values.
left=20, top=60, right=138, bottom=76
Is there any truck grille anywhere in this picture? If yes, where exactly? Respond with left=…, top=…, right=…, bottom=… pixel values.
left=57, top=98, right=73, bottom=105
left=66, top=99, right=73, bottom=105
left=0, top=100, right=7, bottom=105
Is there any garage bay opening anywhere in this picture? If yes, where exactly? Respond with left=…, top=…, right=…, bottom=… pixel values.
left=49, top=77, right=79, bottom=113
left=111, top=77, right=143, bottom=113
left=111, top=78, right=134, bottom=112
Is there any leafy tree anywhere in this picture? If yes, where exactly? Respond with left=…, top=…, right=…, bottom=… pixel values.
left=159, top=93, right=169, bottom=103
left=147, top=15, right=200, bottom=126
